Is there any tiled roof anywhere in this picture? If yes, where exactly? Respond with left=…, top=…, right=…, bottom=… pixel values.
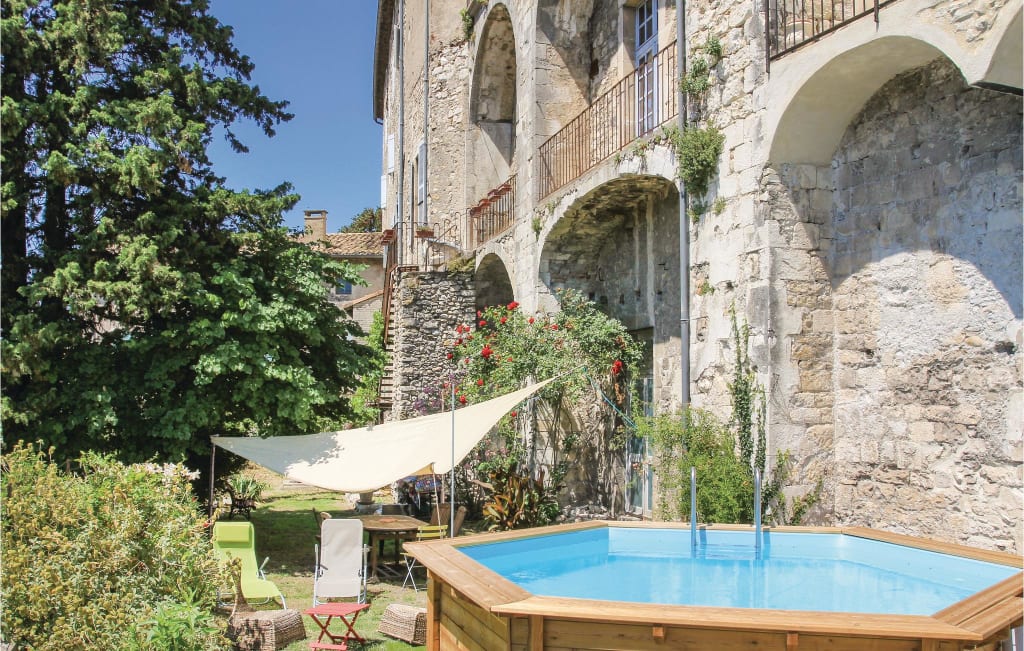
left=303, top=232, right=384, bottom=257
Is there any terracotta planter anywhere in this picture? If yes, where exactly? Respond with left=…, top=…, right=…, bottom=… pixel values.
left=415, top=228, right=434, bottom=238
left=381, top=228, right=396, bottom=243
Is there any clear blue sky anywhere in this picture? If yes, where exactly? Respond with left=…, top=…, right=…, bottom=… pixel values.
left=207, top=1, right=382, bottom=233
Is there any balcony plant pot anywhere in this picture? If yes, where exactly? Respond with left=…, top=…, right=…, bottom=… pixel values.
left=414, top=227, right=434, bottom=238
left=381, top=228, right=396, bottom=243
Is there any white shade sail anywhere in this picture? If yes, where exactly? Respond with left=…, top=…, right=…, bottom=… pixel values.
left=211, top=378, right=554, bottom=493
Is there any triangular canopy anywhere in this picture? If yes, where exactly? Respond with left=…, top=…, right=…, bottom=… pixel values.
left=211, top=378, right=554, bottom=493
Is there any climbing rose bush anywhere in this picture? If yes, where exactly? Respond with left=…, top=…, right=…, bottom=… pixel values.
left=1, top=443, right=226, bottom=650
left=447, top=288, right=642, bottom=411
left=435, top=289, right=643, bottom=529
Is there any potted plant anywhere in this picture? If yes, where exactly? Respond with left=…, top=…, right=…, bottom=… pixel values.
left=225, top=474, right=268, bottom=520
left=414, top=225, right=434, bottom=238
left=381, top=228, right=396, bottom=243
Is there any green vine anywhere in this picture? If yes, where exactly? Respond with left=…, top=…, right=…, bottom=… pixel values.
left=531, top=214, right=543, bottom=238
left=728, top=306, right=760, bottom=471
left=647, top=308, right=820, bottom=525
left=460, top=8, right=475, bottom=42
left=662, top=124, right=725, bottom=200
left=680, top=35, right=723, bottom=120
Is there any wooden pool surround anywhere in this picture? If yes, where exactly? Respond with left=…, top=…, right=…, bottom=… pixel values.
left=404, top=521, right=1023, bottom=651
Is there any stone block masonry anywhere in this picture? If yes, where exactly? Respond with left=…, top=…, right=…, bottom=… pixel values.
left=390, top=271, right=476, bottom=420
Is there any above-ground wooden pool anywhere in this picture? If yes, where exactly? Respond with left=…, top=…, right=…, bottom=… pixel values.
left=404, top=521, right=1023, bottom=651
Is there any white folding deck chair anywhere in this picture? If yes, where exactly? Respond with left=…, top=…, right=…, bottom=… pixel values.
left=314, top=518, right=369, bottom=605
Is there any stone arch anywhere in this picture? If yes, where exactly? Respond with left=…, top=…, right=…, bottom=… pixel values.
left=762, top=0, right=1024, bottom=166
left=474, top=252, right=514, bottom=312
left=766, top=48, right=1022, bottom=549
left=539, top=175, right=678, bottom=331
left=769, top=36, right=946, bottom=165
left=981, top=7, right=1022, bottom=91
left=467, top=4, right=518, bottom=203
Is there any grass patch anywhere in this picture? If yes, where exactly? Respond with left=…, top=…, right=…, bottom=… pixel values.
left=233, top=467, right=429, bottom=650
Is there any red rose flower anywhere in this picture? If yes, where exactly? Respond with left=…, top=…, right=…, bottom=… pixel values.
left=510, top=410, right=518, bottom=418
left=507, top=301, right=519, bottom=310
left=500, top=317, right=507, bottom=324
left=551, top=324, right=559, bottom=330
left=477, top=310, right=482, bottom=318
left=477, top=378, right=484, bottom=386
left=447, top=353, right=453, bottom=359
left=459, top=394, right=467, bottom=405
left=481, top=345, right=494, bottom=359
left=507, top=356, right=513, bottom=362
left=528, top=317, right=534, bottom=324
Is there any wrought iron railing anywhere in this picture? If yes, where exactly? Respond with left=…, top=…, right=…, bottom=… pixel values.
left=379, top=212, right=465, bottom=348
left=468, top=175, right=516, bottom=248
left=765, top=0, right=896, bottom=62
left=379, top=235, right=402, bottom=347
left=536, top=41, right=678, bottom=200
left=412, top=212, right=464, bottom=269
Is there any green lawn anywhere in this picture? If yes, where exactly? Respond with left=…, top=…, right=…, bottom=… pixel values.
left=234, top=468, right=431, bottom=650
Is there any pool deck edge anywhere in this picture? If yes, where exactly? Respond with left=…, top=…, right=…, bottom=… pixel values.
left=408, top=521, right=1024, bottom=649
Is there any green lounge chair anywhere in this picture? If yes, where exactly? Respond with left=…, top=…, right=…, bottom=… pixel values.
left=212, top=521, right=286, bottom=608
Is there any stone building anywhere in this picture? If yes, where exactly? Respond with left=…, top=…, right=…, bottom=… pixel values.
left=372, top=0, right=1022, bottom=552
left=297, top=210, right=385, bottom=336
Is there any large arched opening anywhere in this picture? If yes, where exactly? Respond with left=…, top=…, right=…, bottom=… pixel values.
left=467, top=4, right=518, bottom=203
left=766, top=36, right=1022, bottom=550
left=474, top=253, right=515, bottom=312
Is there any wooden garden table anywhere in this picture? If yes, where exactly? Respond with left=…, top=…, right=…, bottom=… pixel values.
left=357, top=514, right=425, bottom=579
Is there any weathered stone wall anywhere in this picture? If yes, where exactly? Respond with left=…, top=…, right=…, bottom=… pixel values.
left=827, top=58, right=1022, bottom=551
left=687, top=0, right=773, bottom=424
left=391, top=271, right=476, bottom=420
left=382, top=0, right=470, bottom=263
left=379, top=0, right=1023, bottom=543
left=920, top=0, right=1010, bottom=43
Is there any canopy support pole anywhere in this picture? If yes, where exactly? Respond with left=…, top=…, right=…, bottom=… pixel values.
left=208, top=438, right=216, bottom=522
left=450, top=377, right=456, bottom=535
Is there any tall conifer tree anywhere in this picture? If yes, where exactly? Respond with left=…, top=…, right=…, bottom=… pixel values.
left=1, top=0, right=371, bottom=464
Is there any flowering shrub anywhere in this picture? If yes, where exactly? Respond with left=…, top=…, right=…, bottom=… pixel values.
left=437, top=289, right=643, bottom=528
left=1, top=443, right=225, bottom=650
left=447, top=289, right=642, bottom=411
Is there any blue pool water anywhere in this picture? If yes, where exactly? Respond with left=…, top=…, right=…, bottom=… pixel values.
left=460, top=528, right=1019, bottom=615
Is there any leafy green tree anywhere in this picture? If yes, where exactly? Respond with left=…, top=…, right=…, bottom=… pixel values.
left=1, top=0, right=372, bottom=467
left=349, top=310, right=387, bottom=425
left=340, top=207, right=382, bottom=233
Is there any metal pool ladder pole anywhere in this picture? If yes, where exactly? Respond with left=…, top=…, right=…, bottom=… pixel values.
left=754, top=468, right=762, bottom=558
left=690, top=466, right=697, bottom=553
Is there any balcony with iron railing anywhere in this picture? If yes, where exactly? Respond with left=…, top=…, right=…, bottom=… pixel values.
left=537, top=41, right=678, bottom=200
left=467, top=174, right=516, bottom=248
left=765, top=0, right=898, bottom=64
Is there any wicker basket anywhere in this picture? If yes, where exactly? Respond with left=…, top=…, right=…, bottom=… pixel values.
left=377, top=603, right=428, bottom=645
left=227, top=608, right=306, bottom=651
left=224, top=557, right=306, bottom=651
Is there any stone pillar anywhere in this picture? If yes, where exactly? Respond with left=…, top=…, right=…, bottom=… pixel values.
left=390, top=271, right=476, bottom=420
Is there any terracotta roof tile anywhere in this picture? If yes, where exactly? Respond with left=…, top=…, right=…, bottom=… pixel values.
left=301, top=232, right=383, bottom=257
